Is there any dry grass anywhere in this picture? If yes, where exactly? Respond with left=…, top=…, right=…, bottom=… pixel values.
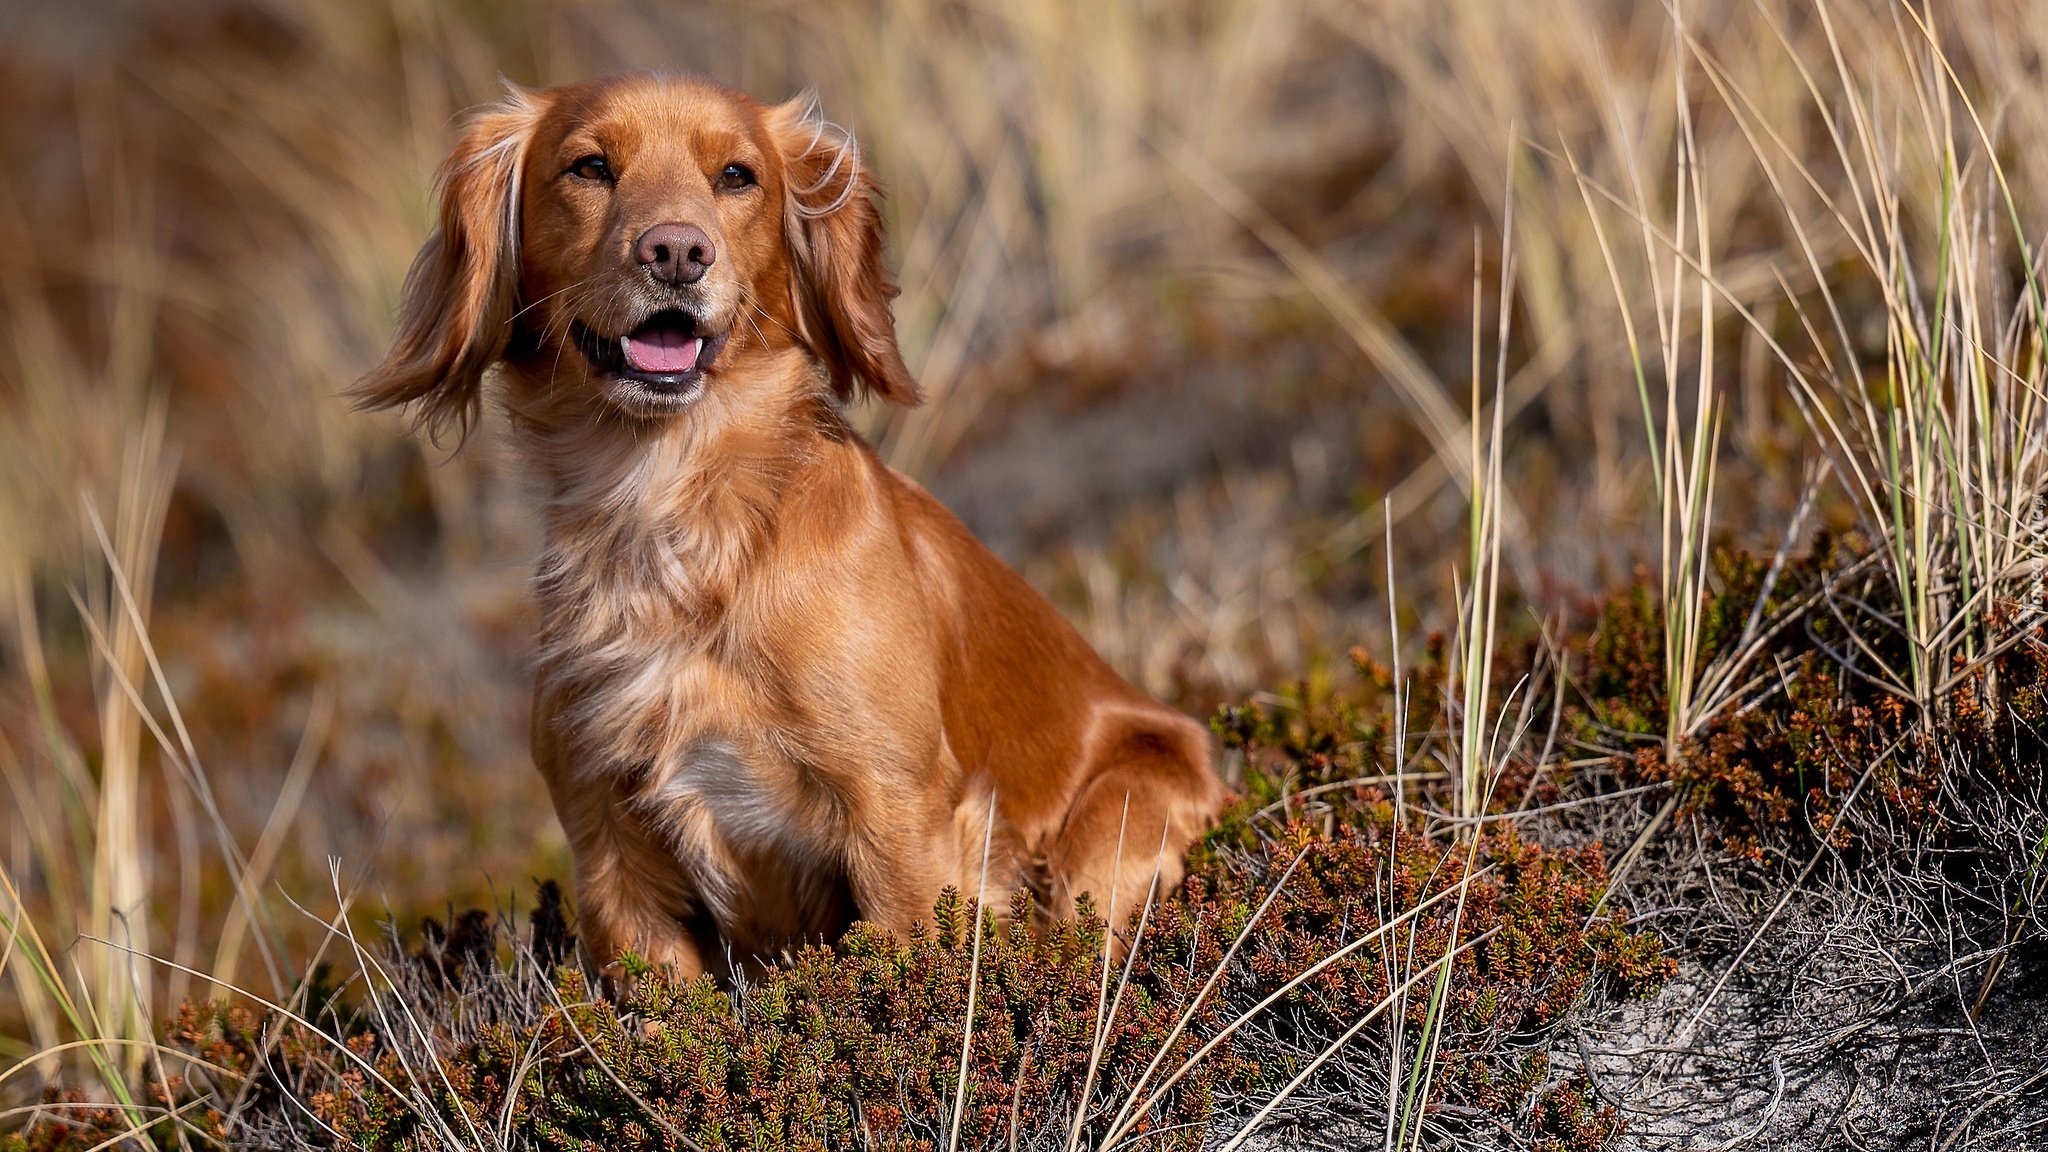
left=4, top=0, right=2048, bottom=1146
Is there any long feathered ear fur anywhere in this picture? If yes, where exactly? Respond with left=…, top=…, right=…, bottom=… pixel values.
left=352, top=86, right=544, bottom=442
left=766, top=93, right=921, bottom=407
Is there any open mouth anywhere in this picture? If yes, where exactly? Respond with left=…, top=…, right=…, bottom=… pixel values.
left=572, top=310, right=729, bottom=402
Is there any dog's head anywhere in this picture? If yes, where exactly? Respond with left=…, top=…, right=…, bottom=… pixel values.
left=355, top=73, right=919, bottom=438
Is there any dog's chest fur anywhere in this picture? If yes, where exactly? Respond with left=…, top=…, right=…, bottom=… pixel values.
left=525, top=411, right=884, bottom=942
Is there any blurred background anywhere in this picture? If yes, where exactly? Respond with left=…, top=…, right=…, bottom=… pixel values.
left=1, top=0, right=2041, bottom=1054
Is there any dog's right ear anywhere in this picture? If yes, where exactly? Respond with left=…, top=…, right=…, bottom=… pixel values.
left=766, top=93, right=921, bottom=408
left=352, top=87, right=544, bottom=443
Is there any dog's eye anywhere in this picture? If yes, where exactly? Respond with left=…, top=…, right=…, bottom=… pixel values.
left=568, top=154, right=613, bottom=182
left=716, top=163, right=757, bottom=191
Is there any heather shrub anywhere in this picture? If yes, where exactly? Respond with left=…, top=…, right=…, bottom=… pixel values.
left=1578, top=544, right=2048, bottom=867
left=47, top=710, right=1672, bottom=1152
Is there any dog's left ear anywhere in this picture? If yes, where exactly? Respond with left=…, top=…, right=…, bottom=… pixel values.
left=353, top=85, right=545, bottom=442
left=766, top=95, right=921, bottom=407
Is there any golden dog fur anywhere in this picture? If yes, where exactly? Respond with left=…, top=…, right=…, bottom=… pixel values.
left=355, top=73, right=1225, bottom=981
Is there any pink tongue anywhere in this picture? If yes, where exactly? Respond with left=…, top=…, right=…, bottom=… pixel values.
left=622, top=328, right=702, bottom=374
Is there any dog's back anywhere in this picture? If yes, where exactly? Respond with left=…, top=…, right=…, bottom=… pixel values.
left=887, top=466, right=1223, bottom=916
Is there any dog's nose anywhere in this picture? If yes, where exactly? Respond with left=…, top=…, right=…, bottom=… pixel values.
left=636, top=223, right=715, bottom=285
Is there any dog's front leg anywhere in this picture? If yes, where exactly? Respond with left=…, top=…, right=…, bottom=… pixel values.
left=842, top=814, right=963, bottom=941
left=543, top=766, right=714, bottom=987
left=838, top=743, right=973, bottom=940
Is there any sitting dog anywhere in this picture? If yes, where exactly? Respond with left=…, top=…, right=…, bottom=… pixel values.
left=354, top=73, right=1225, bottom=981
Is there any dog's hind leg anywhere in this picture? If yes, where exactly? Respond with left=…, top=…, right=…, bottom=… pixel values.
left=1045, top=708, right=1223, bottom=942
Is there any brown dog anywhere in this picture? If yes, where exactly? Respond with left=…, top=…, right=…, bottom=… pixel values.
left=354, top=73, right=1224, bottom=981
